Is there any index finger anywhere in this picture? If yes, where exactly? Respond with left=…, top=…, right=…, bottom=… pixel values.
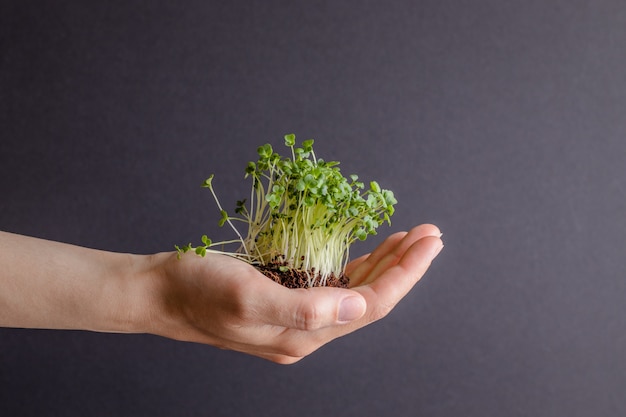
left=348, top=224, right=441, bottom=287
left=354, top=235, right=443, bottom=323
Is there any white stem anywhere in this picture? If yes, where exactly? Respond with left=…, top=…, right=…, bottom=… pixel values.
left=207, top=185, right=250, bottom=257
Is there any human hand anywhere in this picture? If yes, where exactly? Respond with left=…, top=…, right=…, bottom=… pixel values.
left=144, top=224, right=443, bottom=364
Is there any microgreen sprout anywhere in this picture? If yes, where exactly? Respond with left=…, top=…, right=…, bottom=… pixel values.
left=177, top=134, right=397, bottom=287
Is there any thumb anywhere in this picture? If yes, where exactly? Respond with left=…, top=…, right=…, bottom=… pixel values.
left=268, top=287, right=367, bottom=331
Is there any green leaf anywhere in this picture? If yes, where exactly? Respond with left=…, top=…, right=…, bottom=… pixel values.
left=218, top=210, right=228, bottom=227
left=284, top=133, right=296, bottom=147
left=266, top=193, right=281, bottom=208
left=257, top=144, right=273, bottom=159
left=355, top=228, right=367, bottom=241
left=235, top=199, right=247, bottom=214
left=383, top=189, right=397, bottom=206
left=302, top=139, right=314, bottom=152
left=175, top=244, right=190, bottom=259
left=304, top=173, right=316, bottom=187
left=245, top=162, right=256, bottom=176
left=202, top=174, right=215, bottom=188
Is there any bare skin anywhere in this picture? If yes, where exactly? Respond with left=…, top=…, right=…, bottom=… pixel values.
left=0, top=224, right=443, bottom=364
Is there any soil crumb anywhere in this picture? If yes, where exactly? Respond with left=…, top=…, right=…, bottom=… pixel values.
left=256, top=263, right=349, bottom=289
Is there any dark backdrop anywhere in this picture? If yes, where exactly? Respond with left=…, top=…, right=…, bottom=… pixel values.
left=1, top=1, right=625, bottom=416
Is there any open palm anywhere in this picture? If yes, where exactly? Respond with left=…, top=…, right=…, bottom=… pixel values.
left=153, top=224, right=443, bottom=364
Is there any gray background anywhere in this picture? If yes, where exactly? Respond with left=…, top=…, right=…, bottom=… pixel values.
left=1, top=1, right=625, bottom=416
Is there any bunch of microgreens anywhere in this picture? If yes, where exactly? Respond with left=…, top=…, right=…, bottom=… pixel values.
left=176, top=134, right=397, bottom=287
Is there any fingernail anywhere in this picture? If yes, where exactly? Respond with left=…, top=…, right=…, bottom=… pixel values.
left=338, top=296, right=365, bottom=323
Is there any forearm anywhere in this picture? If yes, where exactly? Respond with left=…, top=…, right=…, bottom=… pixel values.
left=0, top=231, right=151, bottom=333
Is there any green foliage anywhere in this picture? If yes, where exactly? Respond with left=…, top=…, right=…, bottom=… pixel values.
left=177, top=134, right=397, bottom=287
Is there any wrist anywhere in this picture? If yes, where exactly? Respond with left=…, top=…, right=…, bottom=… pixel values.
left=97, top=251, right=168, bottom=335
left=129, top=251, right=207, bottom=341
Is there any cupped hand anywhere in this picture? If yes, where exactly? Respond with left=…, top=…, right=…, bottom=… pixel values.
left=147, top=224, right=443, bottom=364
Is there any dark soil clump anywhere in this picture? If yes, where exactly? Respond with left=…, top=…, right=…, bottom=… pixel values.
left=256, top=263, right=349, bottom=289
